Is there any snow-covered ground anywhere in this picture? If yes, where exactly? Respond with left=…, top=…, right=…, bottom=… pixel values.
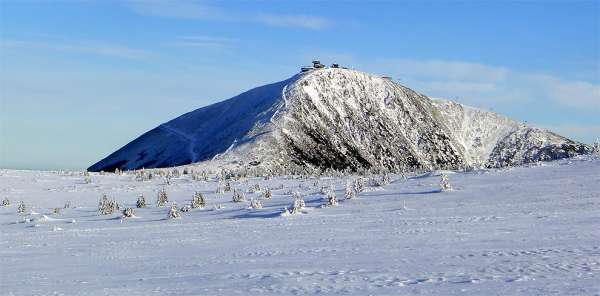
left=1, top=157, right=599, bottom=295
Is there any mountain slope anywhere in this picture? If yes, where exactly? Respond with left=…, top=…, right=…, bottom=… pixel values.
left=89, top=68, right=591, bottom=172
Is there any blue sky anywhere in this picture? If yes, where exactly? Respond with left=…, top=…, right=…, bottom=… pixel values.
left=1, top=0, right=598, bottom=170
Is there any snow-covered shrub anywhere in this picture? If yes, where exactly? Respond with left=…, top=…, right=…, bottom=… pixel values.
left=122, top=207, right=135, bottom=218
left=354, top=177, right=365, bottom=193
left=325, top=189, right=338, bottom=207
left=84, top=176, right=92, bottom=184
left=17, top=201, right=26, bottom=214
left=263, top=188, right=272, bottom=199
left=345, top=182, right=356, bottom=199
left=250, top=198, right=263, bottom=209
left=136, top=194, right=146, bottom=208
left=180, top=204, right=192, bottom=212
left=63, top=200, right=71, bottom=209
left=168, top=203, right=181, bottom=219
left=224, top=182, right=232, bottom=192
left=1, top=198, right=10, bottom=207
left=285, top=195, right=306, bottom=215
left=382, top=173, right=391, bottom=185
left=98, top=194, right=117, bottom=215
left=53, top=208, right=61, bottom=215
left=254, top=183, right=262, bottom=192
left=593, top=138, right=600, bottom=155
left=156, top=188, right=168, bottom=207
left=440, top=174, right=451, bottom=191
left=191, top=192, right=205, bottom=209
left=232, top=189, right=245, bottom=203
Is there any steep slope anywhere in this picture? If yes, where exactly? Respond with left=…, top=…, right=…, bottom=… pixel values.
left=89, top=68, right=591, bottom=172
left=88, top=76, right=298, bottom=172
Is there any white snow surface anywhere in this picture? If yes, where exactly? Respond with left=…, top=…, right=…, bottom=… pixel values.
left=2, top=156, right=599, bottom=295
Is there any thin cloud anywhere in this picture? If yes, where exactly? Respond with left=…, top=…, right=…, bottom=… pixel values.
left=1, top=39, right=150, bottom=60
left=370, top=58, right=600, bottom=111
left=170, top=36, right=236, bottom=49
left=255, top=13, right=331, bottom=29
left=128, top=0, right=332, bottom=30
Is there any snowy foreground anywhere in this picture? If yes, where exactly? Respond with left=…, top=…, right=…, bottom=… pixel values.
left=1, top=157, right=599, bottom=295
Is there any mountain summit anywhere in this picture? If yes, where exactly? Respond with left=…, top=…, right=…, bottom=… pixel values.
left=89, top=67, right=591, bottom=172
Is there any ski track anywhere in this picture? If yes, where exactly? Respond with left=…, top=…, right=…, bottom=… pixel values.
left=1, top=157, right=599, bottom=295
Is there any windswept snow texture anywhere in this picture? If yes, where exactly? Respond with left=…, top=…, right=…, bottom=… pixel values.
left=89, top=68, right=590, bottom=172
left=89, top=76, right=298, bottom=172
left=2, top=157, right=600, bottom=295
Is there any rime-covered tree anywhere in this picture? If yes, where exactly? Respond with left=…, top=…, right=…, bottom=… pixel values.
left=250, top=198, right=263, bottom=209
left=17, top=201, right=26, bottom=214
left=232, top=189, right=245, bottom=203
left=224, top=181, right=232, bottom=192
left=122, top=208, right=135, bottom=218
left=325, top=189, right=338, bottom=207
left=98, top=194, right=115, bottom=215
left=440, top=174, right=451, bottom=191
left=191, top=192, right=206, bottom=209
left=354, top=177, right=365, bottom=193
left=345, top=182, right=356, bottom=199
left=156, top=188, right=168, bottom=207
left=1, top=198, right=9, bottom=207
left=168, top=202, right=181, bottom=219
left=136, top=194, right=146, bottom=208
left=263, top=188, right=272, bottom=199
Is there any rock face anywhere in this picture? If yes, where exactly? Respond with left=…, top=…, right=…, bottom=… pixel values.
left=88, top=68, right=591, bottom=172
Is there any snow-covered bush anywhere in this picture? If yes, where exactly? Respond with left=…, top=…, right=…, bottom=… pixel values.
left=354, top=177, right=365, bottom=193
left=84, top=176, right=92, bottom=184
left=253, top=183, right=262, bottom=192
left=180, top=204, right=192, bottom=212
left=250, top=198, right=263, bottom=209
left=156, top=188, right=168, bottom=207
left=284, top=194, right=305, bottom=215
left=168, top=203, right=181, bottom=219
left=53, top=208, right=61, bottom=215
left=191, top=192, right=205, bottom=209
left=345, top=182, right=356, bottom=199
left=224, top=182, right=232, bottom=192
left=1, top=198, right=10, bottom=207
left=122, top=207, right=135, bottom=218
left=263, top=188, right=272, bottom=199
left=232, top=189, right=245, bottom=203
left=63, top=200, right=71, bottom=209
left=440, top=174, right=451, bottom=191
left=593, top=138, right=600, bottom=155
left=136, top=194, right=146, bottom=208
left=325, top=189, right=338, bottom=207
left=17, top=201, right=26, bottom=214
left=382, top=173, right=391, bottom=185
left=98, top=194, right=117, bottom=215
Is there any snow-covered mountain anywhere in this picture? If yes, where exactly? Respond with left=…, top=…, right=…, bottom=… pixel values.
left=89, top=68, right=591, bottom=172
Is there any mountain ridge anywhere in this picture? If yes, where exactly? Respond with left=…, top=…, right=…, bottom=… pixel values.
left=89, top=68, right=591, bottom=172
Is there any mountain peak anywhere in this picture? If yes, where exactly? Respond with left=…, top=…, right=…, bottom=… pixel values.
left=89, top=65, right=591, bottom=172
